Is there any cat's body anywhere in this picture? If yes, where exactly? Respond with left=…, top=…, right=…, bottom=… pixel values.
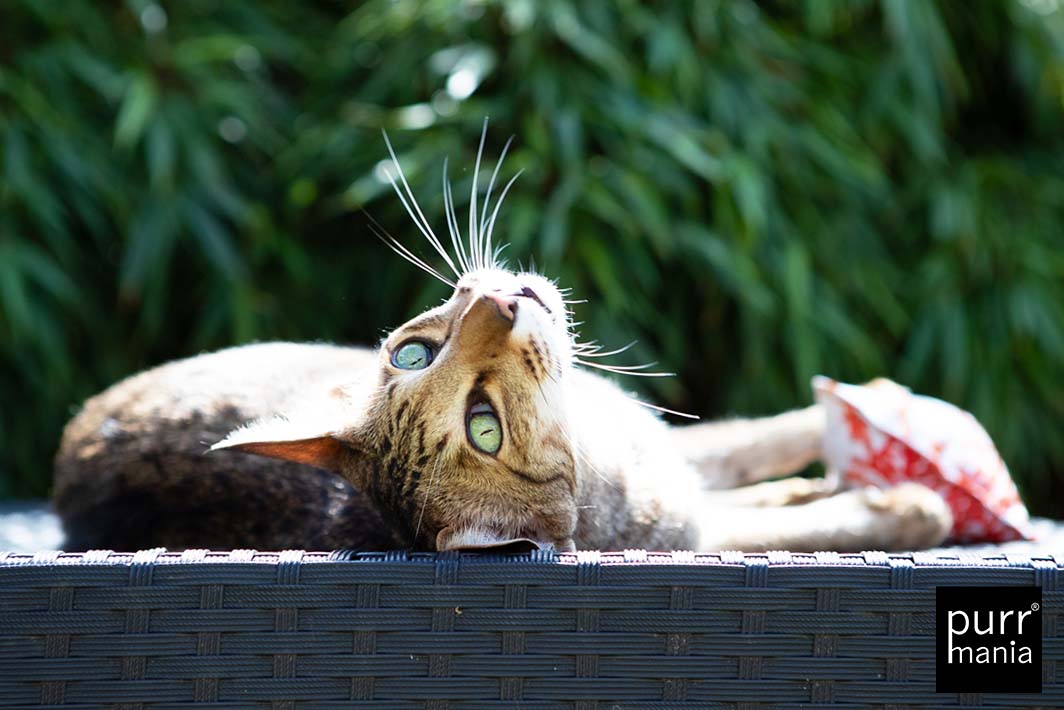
left=54, top=339, right=950, bottom=554
left=53, top=131, right=953, bottom=554
left=57, top=340, right=698, bottom=551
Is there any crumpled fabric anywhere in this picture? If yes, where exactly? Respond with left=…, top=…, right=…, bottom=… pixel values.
left=814, top=376, right=1033, bottom=543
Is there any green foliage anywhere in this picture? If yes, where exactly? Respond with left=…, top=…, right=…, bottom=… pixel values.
left=2, top=1, right=1063, bottom=514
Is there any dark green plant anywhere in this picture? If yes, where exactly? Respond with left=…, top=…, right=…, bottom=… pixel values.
left=2, top=0, right=1063, bottom=515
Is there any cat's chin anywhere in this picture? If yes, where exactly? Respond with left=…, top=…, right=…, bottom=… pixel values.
left=435, top=524, right=570, bottom=553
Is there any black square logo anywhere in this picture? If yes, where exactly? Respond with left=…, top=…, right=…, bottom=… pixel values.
left=936, top=585, right=1041, bottom=693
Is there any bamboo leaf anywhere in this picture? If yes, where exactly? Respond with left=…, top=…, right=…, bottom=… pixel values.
left=114, top=71, right=158, bottom=149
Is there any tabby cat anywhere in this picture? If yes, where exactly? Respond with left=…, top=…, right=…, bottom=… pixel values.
left=53, top=129, right=952, bottom=553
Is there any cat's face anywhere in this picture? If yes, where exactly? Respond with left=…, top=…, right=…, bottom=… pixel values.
left=366, top=267, right=579, bottom=551
left=217, top=128, right=595, bottom=551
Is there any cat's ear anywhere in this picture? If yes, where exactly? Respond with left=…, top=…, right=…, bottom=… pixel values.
left=210, top=415, right=360, bottom=472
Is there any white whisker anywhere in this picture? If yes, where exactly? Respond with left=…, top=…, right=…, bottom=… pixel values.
left=574, top=359, right=675, bottom=377
left=483, top=169, right=523, bottom=266
left=573, top=341, right=638, bottom=358
left=414, top=453, right=444, bottom=544
left=629, top=399, right=700, bottom=420
left=441, top=157, right=470, bottom=274
left=469, top=118, right=488, bottom=271
left=492, top=241, right=510, bottom=268
left=380, top=130, right=461, bottom=279
left=480, top=134, right=515, bottom=265
left=368, top=221, right=455, bottom=288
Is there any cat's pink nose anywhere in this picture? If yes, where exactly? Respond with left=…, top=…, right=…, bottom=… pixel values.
left=483, top=291, right=517, bottom=323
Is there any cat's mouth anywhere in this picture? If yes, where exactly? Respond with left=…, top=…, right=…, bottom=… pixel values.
left=435, top=524, right=565, bottom=553
left=517, top=285, right=551, bottom=317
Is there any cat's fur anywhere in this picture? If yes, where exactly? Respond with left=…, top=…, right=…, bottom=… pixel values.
left=52, top=134, right=953, bottom=554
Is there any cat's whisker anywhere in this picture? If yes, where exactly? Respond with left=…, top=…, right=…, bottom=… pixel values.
left=364, top=210, right=453, bottom=285
left=383, top=167, right=456, bottom=276
left=368, top=222, right=456, bottom=288
left=573, top=341, right=638, bottom=359
left=491, top=242, right=510, bottom=268
left=413, top=453, right=444, bottom=546
left=479, top=134, right=515, bottom=265
left=441, top=158, right=470, bottom=275
left=628, top=399, right=701, bottom=420
left=469, top=118, right=488, bottom=271
left=380, top=131, right=462, bottom=279
left=574, top=359, right=673, bottom=377
left=570, top=344, right=700, bottom=419
left=483, top=170, right=523, bottom=267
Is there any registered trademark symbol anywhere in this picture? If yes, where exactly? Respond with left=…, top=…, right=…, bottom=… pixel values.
left=1031, top=602, right=1040, bottom=611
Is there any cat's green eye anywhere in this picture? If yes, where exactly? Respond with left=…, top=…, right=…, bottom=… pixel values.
left=392, top=341, right=433, bottom=370
left=467, top=402, right=502, bottom=454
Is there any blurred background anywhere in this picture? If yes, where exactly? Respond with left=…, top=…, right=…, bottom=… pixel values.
left=2, top=1, right=1063, bottom=517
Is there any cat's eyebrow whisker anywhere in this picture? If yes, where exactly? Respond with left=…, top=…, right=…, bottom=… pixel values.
left=479, top=134, right=515, bottom=265
left=368, top=222, right=456, bottom=288
left=483, top=169, right=523, bottom=268
left=490, top=244, right=510, bottom=270
left=380, top=130, right=462, bottom=279
left=441, top=158, right=470, bottom=275
left=382, top=167, right=462, bottom=279
left=469, top=118, right=488, bottom=271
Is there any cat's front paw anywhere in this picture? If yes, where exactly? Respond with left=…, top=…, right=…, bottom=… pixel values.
left=861, top=482, right=953, bottom=550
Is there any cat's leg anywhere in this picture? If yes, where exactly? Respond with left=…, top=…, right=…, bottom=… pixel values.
left=705, top=476, right=837, bottom=508
left=670, top=404, right=826, bottom=489
left=698, top=482, right=953, bottom=552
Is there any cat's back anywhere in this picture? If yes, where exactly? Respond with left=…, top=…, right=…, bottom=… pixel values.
left=53, top=342, right=390, bottom=551
left=57, top=341, right=377, bottom=463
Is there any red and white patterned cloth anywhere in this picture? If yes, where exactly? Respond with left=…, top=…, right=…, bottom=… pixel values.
left=813, top=376, right=1033, bottom=543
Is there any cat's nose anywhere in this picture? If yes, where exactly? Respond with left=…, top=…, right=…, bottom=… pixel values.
left=482, top=291, right=518, bottom=323
left=456, top=291, right=518, bottom=344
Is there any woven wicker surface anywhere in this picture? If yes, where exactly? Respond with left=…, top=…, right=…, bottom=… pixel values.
left=0, top=549, right=1060, bottom=708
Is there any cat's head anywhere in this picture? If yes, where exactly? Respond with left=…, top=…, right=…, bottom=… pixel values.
left=214, top=128, right=584, bottom=551
left=364, top=266, right=578, bottom=550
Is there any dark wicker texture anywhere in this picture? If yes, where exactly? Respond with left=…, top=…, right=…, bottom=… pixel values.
left=0, top=549, right=1060, bottom=708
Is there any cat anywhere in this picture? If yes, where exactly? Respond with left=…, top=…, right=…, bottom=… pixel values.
left=52, top=129, right=952, bottom=554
